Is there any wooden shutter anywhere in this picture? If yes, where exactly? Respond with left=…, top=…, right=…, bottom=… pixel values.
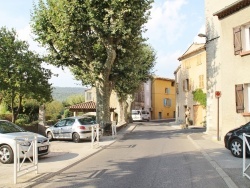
left=233, top=26, right=242, bottom=55
left=235, top=84, right=244, bottom=113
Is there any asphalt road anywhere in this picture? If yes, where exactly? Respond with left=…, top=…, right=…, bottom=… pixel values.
left=33, top=122, right=229, bottom=188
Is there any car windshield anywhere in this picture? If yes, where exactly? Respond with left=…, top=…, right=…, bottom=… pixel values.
left=78, top=117, right=95, bottom=125
left=0, top=121, right=25, bottom=133
left=132, top=111, right=139, bottom=115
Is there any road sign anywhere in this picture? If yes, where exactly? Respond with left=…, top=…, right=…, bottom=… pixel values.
left=215, top=91, right=221, bottom=98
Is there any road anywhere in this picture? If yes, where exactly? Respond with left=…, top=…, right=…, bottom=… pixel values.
left=32, top=122, right=229, bottom=188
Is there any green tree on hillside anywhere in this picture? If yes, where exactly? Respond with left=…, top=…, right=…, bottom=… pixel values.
left=31, top=0, right=153, bottom=126
left=63, top=94, right=85, bottom=107
left=0, top=27, right=53, bottom=122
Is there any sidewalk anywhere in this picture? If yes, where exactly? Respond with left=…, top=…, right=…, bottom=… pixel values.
left=0, top=123, right=136, bottom=188
left=186, top=127, right=250, bottom=188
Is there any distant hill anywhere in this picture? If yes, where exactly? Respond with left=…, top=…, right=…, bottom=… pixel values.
left=52, top=87, right=88, bottom=101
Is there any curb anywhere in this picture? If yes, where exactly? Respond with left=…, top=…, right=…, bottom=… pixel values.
left=24, top=123, right=137, bottom=188
left=187, top=134, right=238, bottom=188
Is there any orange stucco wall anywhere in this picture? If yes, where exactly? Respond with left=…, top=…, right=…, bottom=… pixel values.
left=151, top=78, right=176, bottom=120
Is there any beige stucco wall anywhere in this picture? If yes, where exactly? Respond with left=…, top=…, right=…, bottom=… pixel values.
left=205, top=0, right=235, bottom=137
left=219, top=6, right=250, bottom=137
left=175, top=47, right=206, bottom=125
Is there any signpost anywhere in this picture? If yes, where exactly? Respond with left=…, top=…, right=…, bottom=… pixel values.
left=215, top=91, right=221, bottom=141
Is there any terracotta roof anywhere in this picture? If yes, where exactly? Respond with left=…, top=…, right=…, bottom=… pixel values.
left=213, top=0, right=250, bottom=20
left=69, top=101, right=96, bottom=110
left=152, top=76, right=175, bottom=81
left=68, top=101, right=116, bottom=112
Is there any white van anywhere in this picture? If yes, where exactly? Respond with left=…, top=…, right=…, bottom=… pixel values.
left=131, top=110, right=150, bottom=121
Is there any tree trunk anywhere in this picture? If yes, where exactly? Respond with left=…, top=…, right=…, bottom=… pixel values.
left=126, top=95, right=134, bottom=123
left=118, top=99, right=127, bottom=126
left=95, top=43, right=116, bottom=130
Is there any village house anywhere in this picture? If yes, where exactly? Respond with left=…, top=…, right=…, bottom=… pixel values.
left=205, top=0, right=250, bottom=138
left=150, top=76, right=176, bottom=120
left=175, top=43, right=206, bottom=126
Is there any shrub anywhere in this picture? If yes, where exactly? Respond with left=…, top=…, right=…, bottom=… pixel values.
left=15, top=118, right=29, bottom=126
left=64, top=109, right=73, bottom=118
left=0, top=113, right=12, bottom=121
left=17, top=114, right=30, bottom=122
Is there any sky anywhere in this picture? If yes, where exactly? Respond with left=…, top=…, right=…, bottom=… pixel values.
left=0, top=0, right=205, bottom=88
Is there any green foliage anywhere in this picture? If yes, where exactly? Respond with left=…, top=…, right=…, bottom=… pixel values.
left=0, top=27, right=53, bottom=122
left=113, top=43, right=156, bottom=101
left=0, top=113, right=12, bottom=121
left=31, top=0, right=153, bottom=124
left=64, top=109, right=73, bottom=118
left=22, top=99, right=40, bottom=122
left=0, top=103, right=8, bottom=114
left=15, top=118, right=29, bottom=126
left=45, top=100, right=64, bottom=121
left=63, top=94, right=85, bottom=106
left=192, top=89, right=207, bottom=107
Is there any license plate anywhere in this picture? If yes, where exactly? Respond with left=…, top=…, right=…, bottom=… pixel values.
left=39, top=146, right=48, bottom=151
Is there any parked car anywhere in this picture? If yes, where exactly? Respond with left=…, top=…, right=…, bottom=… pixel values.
left=131, top=110, right=150, bottom=121
left=0, top=120, right=50, bottom=164
left=45, top=116, right=100, bottom=143
left=224, top=121, right=250, bottom=157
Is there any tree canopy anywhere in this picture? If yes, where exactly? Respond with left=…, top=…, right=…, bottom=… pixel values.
left=31, top=0, right=153, bottom=125
left=0, top=27, right=53, bottom=122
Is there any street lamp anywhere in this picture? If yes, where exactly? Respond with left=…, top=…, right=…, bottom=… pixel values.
left=198, top=33, right=220, bottom=43
left=198, top=33, right=207, bottom=38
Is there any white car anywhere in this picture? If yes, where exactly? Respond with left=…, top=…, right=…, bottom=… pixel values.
left=0, top=120, right=50, bottom=164
left=46, top=116, right=100, bottom=143
left=131, top=110, right=150, bottom=121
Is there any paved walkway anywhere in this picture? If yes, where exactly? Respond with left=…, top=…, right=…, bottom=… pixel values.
left=1, top=123, right=250, bottom=188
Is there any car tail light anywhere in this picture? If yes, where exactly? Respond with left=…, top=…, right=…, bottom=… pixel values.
left=78, top=126, right=86, bottom=130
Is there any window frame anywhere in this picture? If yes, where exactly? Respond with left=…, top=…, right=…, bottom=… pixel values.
left=233, top=22, right=250, bottom=56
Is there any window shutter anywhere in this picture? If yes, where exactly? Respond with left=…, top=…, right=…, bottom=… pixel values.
left=233, top=26, right=242, bottom=55
left=235, top=84, right=244, bottom=113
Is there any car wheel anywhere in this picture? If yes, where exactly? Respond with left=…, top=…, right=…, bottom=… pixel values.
left=72, top=133, right=80, bottom=143
left=47, top=132, right=53, bottom=141
left=0, top=145, right=14, bottom=164
left=230, top=139, right=243, bottom=158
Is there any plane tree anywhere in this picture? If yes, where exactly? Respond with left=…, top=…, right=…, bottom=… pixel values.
left=112, top=43, right=155, bottom=124
left=0, top=27, right=53, bottom=122
left=31, top=0, right=153, bottom=126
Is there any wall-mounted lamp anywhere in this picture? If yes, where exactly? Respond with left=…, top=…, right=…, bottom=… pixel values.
left=198, top=33, right=219, bottom=43
left=198, top=33, right=207, bottom=38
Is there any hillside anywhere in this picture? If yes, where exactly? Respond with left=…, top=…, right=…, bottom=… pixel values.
left=52, top=87, right=87, bottom=101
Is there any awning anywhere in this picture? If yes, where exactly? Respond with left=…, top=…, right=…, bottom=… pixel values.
left=68, top=101, right=116, bottom=112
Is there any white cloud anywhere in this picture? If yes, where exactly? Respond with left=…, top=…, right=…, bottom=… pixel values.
left=193, top=24, right=206, bottom=43
left=153, top=50, right=182, bottom=78
left=43, top=64, right=82, bottom=87
left=145, top=0, right=188, bottom=44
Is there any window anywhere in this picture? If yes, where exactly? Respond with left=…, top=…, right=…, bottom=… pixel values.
left=183, top=79, right=189, bottom=91
left=86, top=92, right=92, bottom=101
left=199, top=75, right=204, bottom=88
left=163, top=98, right=171, bottom=107
left=197, top=54, right=202, bottom=65
left=176, top=83, right=179, bottom=94
left=185, top=60, right=191, bottom=69
left=235, top=84, right=250, bottom=113
left=165, top=88, right=170, bottom=94
left=233, top=22, right=250, bottom=56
